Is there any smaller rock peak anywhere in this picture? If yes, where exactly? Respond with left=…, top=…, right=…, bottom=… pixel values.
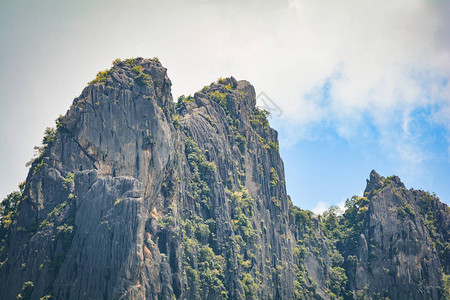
left=178, top=76, right=257, bottom=115
left=85, top=57, right=167, bottom=88
left=66, top=57, right=173, bottom=130
left=112, top=57, right=163, bottom=70
left=383, top=175, right=406, bottom=190
left=369, top=170, right=382, bottom=183
left=389, top=175, right=403, bottom=185
left=216, top=76, right=238, bottom=89
left=364, top=170, right=384, bottom=195
left=364, top=171, right=407, bottom=197
left=213, top=77, right=256, bottom=109
left=237, top=80, right=256, bottom=109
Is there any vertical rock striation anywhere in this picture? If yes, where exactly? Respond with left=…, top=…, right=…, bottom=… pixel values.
left=0, top=58, right=448, bottom=299
left=348, top=171, right=443, bottom=299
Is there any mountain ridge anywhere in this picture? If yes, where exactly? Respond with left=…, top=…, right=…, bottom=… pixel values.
left=0, top=57, right=448, bottom=299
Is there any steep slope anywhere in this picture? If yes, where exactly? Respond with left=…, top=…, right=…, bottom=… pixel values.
left=0, top=58, right=448, bottom=300
left=358, top=171, right=442, bottom=299
left=0, top=58, right=178, bottom=299
left=321, top=170, right=449, bottom=299
left=0, top=58, right=311, bottom=299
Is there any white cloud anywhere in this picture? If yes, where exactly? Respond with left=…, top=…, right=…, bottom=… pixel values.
left=312, top=200, right=346, bottom=215
left=312, top=201, right=329, bottom=215
left=259, top=0, right=450, bottom=165
left=0, top=0, right=449, bottom=199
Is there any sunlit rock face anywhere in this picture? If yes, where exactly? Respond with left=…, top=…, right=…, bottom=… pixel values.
left=0, top=58, right=447, bottom=300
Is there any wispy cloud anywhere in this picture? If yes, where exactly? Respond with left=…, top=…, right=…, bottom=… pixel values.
left=312, top=200, right=346, bottom=215
left=263, top=0, right=450, bottom=166
left=312, top=201, right=329, bottom=215
left=0, top=0, right=449, bottom=200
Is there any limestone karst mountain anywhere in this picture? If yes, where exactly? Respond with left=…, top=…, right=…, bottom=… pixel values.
left=0, top=58, right=448, bottom=299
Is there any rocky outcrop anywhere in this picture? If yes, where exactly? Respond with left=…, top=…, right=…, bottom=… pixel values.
left=0, top=58, right=448, bottom=299
left=0, top=58, right=176, bottom=299
left=0, top=58, right=298, bottom=299
left=349, top=171, right=443, bottom=299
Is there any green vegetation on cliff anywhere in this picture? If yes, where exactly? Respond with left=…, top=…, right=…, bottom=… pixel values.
left=0, top=59, right=448, bottom=300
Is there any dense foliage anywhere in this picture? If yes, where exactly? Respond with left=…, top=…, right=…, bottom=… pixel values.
left=319, top=196, right=371, bottom=299
left=0, top=188, right=23, bottom=263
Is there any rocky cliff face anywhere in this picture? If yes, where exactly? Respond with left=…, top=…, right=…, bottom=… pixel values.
left=0, top=58, right=448, bottom=299
left=345, top=171, right=444, bottom=299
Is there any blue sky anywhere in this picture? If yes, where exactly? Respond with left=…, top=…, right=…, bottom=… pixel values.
left=0, top=0, right=449, bottom=213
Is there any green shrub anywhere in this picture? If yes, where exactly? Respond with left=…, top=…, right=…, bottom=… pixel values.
left=443, top=273, right=450, bottom=299
left=183, top=236, right=227, bottom=297
left=57, top=223, right=75, bottom=250
left=63, top=172, right=74, bottom=189
left=26, top=127, right=57, bottom=169
left=205, top=219, right=216, bottom=233
left=176, top=95, right=195, bottom=108
left=172, top=115, right=181, bottom=129
left=397, top=202, right=415, bottom=222
left=0, top=191, right=21, bottom=220
left=329, top=266, right=347, bottom=297
left=209, top=91, right=228, bottom=108
left=268, top=141, right=279, bottom=151
left=17, top=281, right=34, bottom=300
left=132, top=65, right=144, bottom=74
left=317, top=195, right=370, bottom=299
left=217, top=77, right=227, bottom=84
left=132, top=67, right=152, bottom=86
left=269, top=168, right=279, bottom=187
left=250, top=108, right=269, bottom=128
left=88, top=70, right=109, bottom=85
left=0, top=191, right=22, bottom=243
left=42, top=127, right=56, bottom=146
left=158, top=204, right=175, bottom=228
left=235, top=133, right=246, bottom=152
left=383, top=176, right=395, bottom=187
left=199, top=161, right=217, bottom=177
left=185, top=138, right=216, bottom=208
left=112, top=58, right=122, bottom=66
left=195, top=223, right=210, bottom=241
left=271, top=197, right=280, bottom=207
left=241, top=273, right=257, bottom=298
left=123, top=58, right=137, bottom=66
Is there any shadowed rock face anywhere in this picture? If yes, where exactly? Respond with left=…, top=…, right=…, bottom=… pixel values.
left=0, top=58, right=448, bottom=300
left=347, top=170, right=444, bottom=299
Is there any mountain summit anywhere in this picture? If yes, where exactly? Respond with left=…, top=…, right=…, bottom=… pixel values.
left=0, top=58, right=448, bottom=299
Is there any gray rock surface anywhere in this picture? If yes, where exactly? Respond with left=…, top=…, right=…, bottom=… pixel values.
left=344, top=170, right=445, bottom=299
left=0, top=59, right=448, bottom=299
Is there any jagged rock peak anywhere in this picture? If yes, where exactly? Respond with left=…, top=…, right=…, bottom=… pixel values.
left=176, top=76, right=256, bottom=114
left=73, top=56, right=172, bottom=108
left=89, top=57, right=167, bottom=86
left=364, top=170, right=383, bottom=195
left=364, top=169, right=405, bottom=196
left=369, top=169, right=382, bottom=181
